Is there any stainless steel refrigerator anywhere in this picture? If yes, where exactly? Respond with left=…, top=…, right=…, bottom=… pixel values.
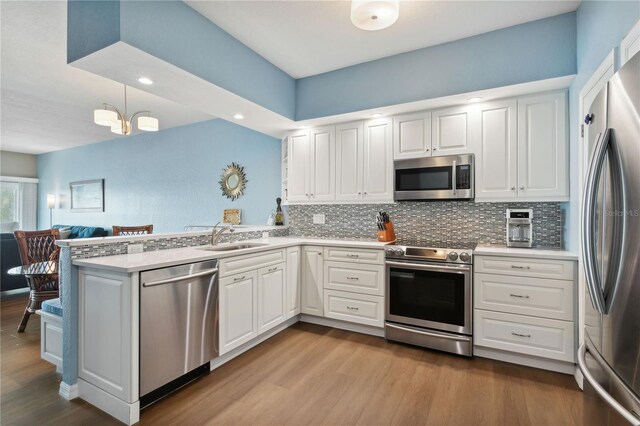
left=578, top=51, right=640, bottom=425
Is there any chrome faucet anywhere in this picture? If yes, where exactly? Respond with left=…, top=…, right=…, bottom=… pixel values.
left=210, top=222, right=235, bottom=246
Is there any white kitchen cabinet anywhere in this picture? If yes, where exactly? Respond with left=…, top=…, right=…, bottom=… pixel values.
left=475, top=100, right=518, bottom=201
left=287, top=130, right=310, bottom=202
left=286, top=247, right=301, bottom=318
left=323, top=289, right=385, bottom=327
left=393, top=112, right=432, bottom=159
left=257, top=263, right=286, bottom=334
left=219, top=271, right=258, bottom=355
left=517, top=92, right=568, bottom=201
left=431, top=105, right=478, bottom=156
left=363, top=118, right=393, bottom=202
left=335, top=121, right=364, bottom=201
left=301, top=246, right=324, bottom=316
left=309, top=126, right=336, bottom=202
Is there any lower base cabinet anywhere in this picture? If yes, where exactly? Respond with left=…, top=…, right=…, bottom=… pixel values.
left=301, top=246, right=324, bottom=316
left=219, top=271, right=258, bottom=355
left=257, top=263, right=286, bottom=334
left=323, top=289, right=384, bottom=327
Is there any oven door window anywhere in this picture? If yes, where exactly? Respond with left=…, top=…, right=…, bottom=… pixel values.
left=389, top=266, right=466, bottom=326
left=395, top=166, right=452, bottom=191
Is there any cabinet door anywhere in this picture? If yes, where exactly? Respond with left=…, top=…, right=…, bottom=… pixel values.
left=286, top=247, right=301, bottom=318
left=393, top=112, right=432, bottom=159
left=219, top=271, right=258, bottom=355
left=301, top=246, right=324, bottom=316
left=431, top=105, right=477, bottom=155
left=309, top=126, right=335, bottom=202
left=517, top=92, right=568, bottom=200
left=287, top=131, right=310, bottom=203
left=475, top=100, right=518, bottom=201
left=363, top=118, right=393, bottom=202
left=257, top=263, right=286, bottom=334
left=335, top=122, right=364, bottom=201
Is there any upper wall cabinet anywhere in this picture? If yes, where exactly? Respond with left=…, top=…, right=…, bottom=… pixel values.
left=362, top=118, right=393, bottom=202
left=475, top=91, right=568, bottom=202
left=335, top=121, right=364, bottom=201
left=287, top=127, right=335, bottom=203
left=393, top=112, right=431, bottom=159
left=516, top=92, right=568, bottom=201
left=431, top=105, right=478, bottom=156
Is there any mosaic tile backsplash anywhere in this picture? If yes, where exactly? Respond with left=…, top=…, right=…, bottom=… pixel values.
left=69, top=228, right=290, bottom=259
left=287, top=202, right=565, bottom=248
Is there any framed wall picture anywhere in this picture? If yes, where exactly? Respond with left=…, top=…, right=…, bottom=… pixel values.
left=70, top=179, right=104, bottom=212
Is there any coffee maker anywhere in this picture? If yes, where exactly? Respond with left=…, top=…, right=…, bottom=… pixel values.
left=506, top=208, right=533, bottom=248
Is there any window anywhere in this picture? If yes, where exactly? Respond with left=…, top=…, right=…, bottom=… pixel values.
left=0, top=178, right=37, bottom=232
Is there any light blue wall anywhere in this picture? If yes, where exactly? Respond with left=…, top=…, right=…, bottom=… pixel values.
left=37, top=119, right=282, bottom=233
left=295, top=13, right=577, bottom=120
left=565, top=1, right=639, bottom=251
left=67, top=0, right=296, bottom=120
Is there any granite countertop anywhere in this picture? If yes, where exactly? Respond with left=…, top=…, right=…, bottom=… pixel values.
left=72, top=237, right=390, bottom=273
left=474, top=244, right=579, bottom=261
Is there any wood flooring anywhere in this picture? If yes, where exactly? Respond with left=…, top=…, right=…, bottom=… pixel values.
left=1, top=293, right=584, bottom=425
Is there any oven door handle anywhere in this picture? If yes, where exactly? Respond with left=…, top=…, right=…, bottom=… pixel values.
left=386, top=261, right=470, bottom=273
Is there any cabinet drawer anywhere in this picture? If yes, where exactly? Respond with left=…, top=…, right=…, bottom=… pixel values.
left=474, top=310, right=574, bottom=362
left=324, top=261, right=384, bottom=296
left=323, top=247, right=384, bottom=265
left=219, top=249, right=285, bottom=277
left=323, top=290, right=384, bottom=328
left=475, top=255, right=575, bottom=281
left=474, top=273, right=574, bottom=321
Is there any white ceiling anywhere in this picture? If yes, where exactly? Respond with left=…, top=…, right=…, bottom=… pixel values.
left=186, top=0, right=580, bottom=79
left=0, top=1, right=215, bottom=155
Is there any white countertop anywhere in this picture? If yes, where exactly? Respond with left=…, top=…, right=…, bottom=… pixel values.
left=475, top=244, right=578, bottom=261
left=72, top=237, right=389, bottom=273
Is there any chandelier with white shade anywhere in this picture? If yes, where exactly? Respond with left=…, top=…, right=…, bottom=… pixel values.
left=351, top=0, right=400, bottom=31
left=93, top=85, right=159, bottom=135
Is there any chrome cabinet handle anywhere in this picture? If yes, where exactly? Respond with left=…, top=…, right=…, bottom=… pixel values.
left=347, top=254, right=359, bottom=258
left=510, top=293, right=530, bottom=299
left=346, top=306, right=359, bottom=311
left=305, top=193, right=309, bottom=196
left=511, top=186, right=516, bottom=191
left=519, top=186, right=525, bottom=190
left=511, top=265, right=531, bottom=270
left=268, top=267, right=278, bottom=272
left=358, top=192, right=362, bottom=195
left=511, top=332, right=531, bottom=338
left=426, top=148, right=430, bottom=151
left=432, top=148, right=437, bottom=151
left=233, top=275, right=246, bottom=282
left=346, top=276, right=359, bottom=281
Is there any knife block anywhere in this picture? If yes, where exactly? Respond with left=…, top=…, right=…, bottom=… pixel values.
left=377, top=221, right=396, bottom=243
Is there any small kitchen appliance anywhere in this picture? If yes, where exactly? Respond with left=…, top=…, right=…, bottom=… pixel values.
left=506, top=208, right=533, bottom=248
left=385, top=239, right=475, bottom=357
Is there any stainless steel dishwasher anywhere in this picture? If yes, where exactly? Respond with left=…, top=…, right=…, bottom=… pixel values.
left=140, top=260, right=218, bottom=407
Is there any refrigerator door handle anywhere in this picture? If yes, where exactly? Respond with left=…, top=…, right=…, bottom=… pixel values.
left=578, top=344, right=640, bottom=426
left=582, top=129, right=609, bottom=314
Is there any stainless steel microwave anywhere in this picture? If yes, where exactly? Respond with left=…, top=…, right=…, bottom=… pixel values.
left=394, top=154, right=474, bottom=201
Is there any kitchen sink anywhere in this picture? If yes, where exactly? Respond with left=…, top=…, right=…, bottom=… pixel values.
left=199, top=243, right=269, bottom=252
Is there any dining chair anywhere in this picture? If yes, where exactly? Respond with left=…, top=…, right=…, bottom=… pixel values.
left=112, top=224, right=153, bottom=236
left=13, top=229, right=60, bottom=332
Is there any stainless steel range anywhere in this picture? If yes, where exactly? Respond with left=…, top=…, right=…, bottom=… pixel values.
left=384, top=240, right=474, bottom=357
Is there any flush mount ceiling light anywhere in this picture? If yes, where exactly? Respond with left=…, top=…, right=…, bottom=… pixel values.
left=467, top=97, right=483, bottom=103
left=137, top=77, right=153, bottom=85
left=93, top=85, right=158, bottom=136
left=351, top=0, right=399, bottom=31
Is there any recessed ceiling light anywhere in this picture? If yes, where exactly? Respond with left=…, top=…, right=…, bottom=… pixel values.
left=233, top=113, right=244, bottom=120
left=370, top=113, right=383, bottom=117
left=137, top=77, right=153, bottom=85
left=467, top=97, right=483, bottom=103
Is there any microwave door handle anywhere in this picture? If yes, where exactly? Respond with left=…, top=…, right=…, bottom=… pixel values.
left=452, top=160, right=457, bottom=196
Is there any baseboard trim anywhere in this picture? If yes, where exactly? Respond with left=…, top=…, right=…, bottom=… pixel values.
left=474, top=346, right=576, bottom=375
left=78, top=378, right=139, bottom=425
left=211, top=316, right=299, bottom=371
left=59, top=382, right=78, bottom=400
left=300, top=314, right=385, bottom=337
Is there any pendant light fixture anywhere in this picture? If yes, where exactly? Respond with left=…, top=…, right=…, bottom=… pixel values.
left=351, top=0, right=399, bottom=31
left=93, top=85, right=159, bottom=135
